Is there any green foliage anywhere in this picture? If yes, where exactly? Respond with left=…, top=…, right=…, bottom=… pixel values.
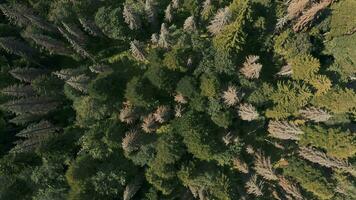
left=0, top=1, right=354, bottom=199
left=125, top=76, right=156, bottom=107
left=283, top=158, right=335, bottom=200
left=95, top=6, right=126, bottom=40
left=73, top=96, right=109, bottom=127
left=311, top=88, right=356, bottom=114
left=266, top=81, right=312, bottom=119
left=200, top=73, right=220, bottom=98
left=274, top=30, right=312, bottom=59
left=213, top=0, right=250, bottom=53
left=300, top=126, right=356, bottom=159
left=328, top=0, right=356, bottom=39
left=178, top=162, right=234, bottom=200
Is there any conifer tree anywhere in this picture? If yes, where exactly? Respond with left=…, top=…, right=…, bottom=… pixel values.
left=1, top=96, right=59, bottom=115
left=145, top=0, right=158, bottom=26
left=222, top=86, right=239, bottom=107
left=141, top=114, right=157, bottom=133
left=245, top=174, right=264, bottom=197
left=253, top=150, right=278, bottom=181
left=278, top=176, right=303, bottom=200
left=174, top=92, right=187, bottom=104
left=201, top=0, right=213, bottom=19
left=130, top=40, right=147, bottom=62
left=1, top=84, right=35, bottom=97
left=0, top=37, right=36, bottom=59
left=61, top=22, right=86, bottom=43
left=123, top=176, right=143, bottom=200
left=233, top=158, right=249, bottom=174
left=123, top=4, right=142, bottom=30
left=276, top=64, right=292, bottom=77
left=66, top=74, right=90, bottom=93
left=122, top=129, right=140, bottom=153
left=58, top=27, right=92, bottom=60
left=89, top=64, right=113, bottom=74
left=119, top=104, right=138, bottom=124
left=267, top=120, right=303, bottom=140
left=9, top=113, right=41, bottom=125
left=53, top=68, right=81, bottom=81
left=299, top=106, right=331, bottom=122
left=293, top=0, right=332, bottom=32
left=153, top=105, right=171, bottom=123
left=164, top=4, right=173, bottom=23
left=208, top=7, right=232, bottom=35
left=298, top=146, right=354, bottom=174
left=238, top=103, right=259, bottom=121
left=11, top=120, right=59, bottom=153
left=24, top=32, right=71, bottom=56
left=9, top=67, right=45, bottom=83
left=79, top=17, right=103, bottom=37
left=240, top=55, right=263, bottom=79
left=158, top=23, right=170, bottom=49
left=183, top=16, right=197, bottom=32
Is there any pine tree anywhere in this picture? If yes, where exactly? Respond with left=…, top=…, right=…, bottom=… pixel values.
left=287, top=0, right=310, bottom=20
left=158, top=23, right=170, bottom=49
left=201, top=0, right=213, bottom=19
left=79, top=17, right=103, bottom=37
left=145, top=0, right=158, bottom=26
left=24, top=32, right=71, bottom=56
left=0, top=4, right=30, bottom=26
left=123, top=176, right=143, bottom=200
left=238, top=103, right=259, bottom=121
left=174, top=93, right=188, bottom=104
left=119, top=104, right=138, bottom=124
left=9, top=67, right=45, bottom=83
left=53, top=68, right=81, bottom=81
left=153, top=105, right=171, bottom=123
left=122, top=129, right=140, bottom=153
left=254, top=150, right=278, bottom=181
left=0, top=37, right=36, bottom=59
left=300, top=126, right=356, bottom=159
left=299, top=107, right=331, bottom=122
left=233, top=157, right=249, bottom=174
left=208, top=7, right=232, bottom=35
left=123, top=4, right=142, bottom=30
left=66, top=74, right=90, bottom=93
left=276, top=64, right=292, bottom=77
left=267, top=120, right=303, bottom=140
left=151, top=33, right=159, bottom=44
left=61, top=22, right=86, bottom=43
left=174, top=104, right=184, bottom=118
left=222, top=86, right=239, bottom=107
left=298, top=146, right=353, bottom=174
left=16, top=120, right=58, bottom=138
left=183, top=16, right=197, bottom=32
left=1, top=84, right=35, bottom=97
left=278, top=177, right=303, bottom=200
left=130, top=40, right=147, bottom=62
left=141, top=114, right=157, bottom=133
left=293, top=0, right=332, bottom=32
left=58, top=27, right=92, bottom=60
left=11, top=120, right=59, bottom=153
left=172, top=0, right=180, bottom=9
left=1, top=96, right=59, bottom=115
left=89, top=64, right=113, bottom=74
left=9, top=113, right=41, bottom=125
left=164, top=4, right=173, bottom=22
left=240, top=55, right=263, bottom=79
left=245, top=175, right=264, bottom=197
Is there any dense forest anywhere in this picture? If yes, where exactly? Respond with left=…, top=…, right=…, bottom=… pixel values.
left=0, top=0, right=355, bottom=199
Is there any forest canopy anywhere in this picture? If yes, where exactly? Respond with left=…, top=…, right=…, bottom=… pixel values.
left=0, top=0, right=355, bottom=200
